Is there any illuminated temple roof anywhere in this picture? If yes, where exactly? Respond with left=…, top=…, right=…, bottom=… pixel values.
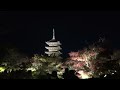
left=45, top=28, right=62, bottom=57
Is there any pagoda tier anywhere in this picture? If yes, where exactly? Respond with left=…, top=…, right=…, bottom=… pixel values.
left=45, top=46, right=62, bottom=51
left=45, top=28, right=62, bottom=57
left=46, top=41, right=61, bottom=46
left=45, top=51, right=62, bottom=56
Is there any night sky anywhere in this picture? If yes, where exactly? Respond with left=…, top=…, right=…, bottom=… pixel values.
left=0, top=10, right=120, bottom=57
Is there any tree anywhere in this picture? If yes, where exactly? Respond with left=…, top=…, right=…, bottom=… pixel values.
left=0, top=48, right=29, bottom=71
left=28, top=54, right=64, bottom=79
left=64, top=38, right=117, bottom=79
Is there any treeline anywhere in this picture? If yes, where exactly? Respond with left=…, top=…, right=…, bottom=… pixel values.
left=0, top=38, right=120, bottom=79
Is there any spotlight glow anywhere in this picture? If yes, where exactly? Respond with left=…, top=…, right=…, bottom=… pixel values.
left=0, top=67, right=5, bottom=72
left=77, top=71, right=91, bottom=79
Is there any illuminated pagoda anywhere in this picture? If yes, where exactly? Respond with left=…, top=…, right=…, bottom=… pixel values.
left=45, top=28, right=62, bottom=57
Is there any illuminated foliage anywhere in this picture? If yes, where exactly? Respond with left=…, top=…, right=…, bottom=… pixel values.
left=65, top=48, right=99, bottom=79
left=29, top=54, right=63, bottom=79
left=0, top=48, right=30, bottom=72
left=0, top=38, right=120, bottom=79
left=0, top=67, right=5, bottom=72
left=64, top=38, right=119, bottom=79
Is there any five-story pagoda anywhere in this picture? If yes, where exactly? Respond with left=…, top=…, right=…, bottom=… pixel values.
left=45, top=28, right=62, bottom=57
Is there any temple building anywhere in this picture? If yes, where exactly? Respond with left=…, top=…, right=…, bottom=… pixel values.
left=45, top=28, right=62, bottom=57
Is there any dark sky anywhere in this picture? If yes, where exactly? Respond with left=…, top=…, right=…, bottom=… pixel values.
left=0, top=11, right=120, bottom=57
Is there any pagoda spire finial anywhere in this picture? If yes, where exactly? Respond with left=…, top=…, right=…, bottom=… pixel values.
left=52, top=28, right=55, bottom=40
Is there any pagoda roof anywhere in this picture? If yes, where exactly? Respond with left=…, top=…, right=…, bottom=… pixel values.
left=45, top=51, right=62, bottom=54
left=46, top=39, right=61, bottom=43
left=48, top=39, right=59, bottom=42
